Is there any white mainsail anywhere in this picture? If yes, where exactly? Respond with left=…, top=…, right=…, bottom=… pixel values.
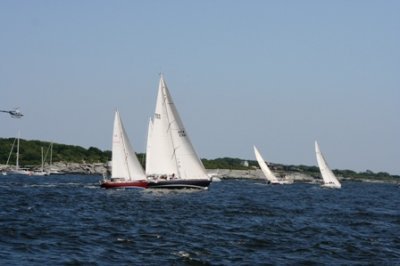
left=146, top=75, right=208, bottom=180
left=111, top=110, right=146, bottom=180
left=254, top=145, right=280, bottom=184
left=145, top=78, right=179, bottom=176
left=315, top=141, right=341, bottom=188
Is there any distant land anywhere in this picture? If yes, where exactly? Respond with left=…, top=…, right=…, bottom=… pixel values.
left=0, top=138, right=399, bottom=182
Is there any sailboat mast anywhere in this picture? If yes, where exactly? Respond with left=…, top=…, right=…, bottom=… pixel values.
left=16, top=132, right=20, bottom=170
left=41, top=147, right=44, bottom=172
left=6, top=138, right=17, bottom=166
left=50, top=143, right=53, bottom=166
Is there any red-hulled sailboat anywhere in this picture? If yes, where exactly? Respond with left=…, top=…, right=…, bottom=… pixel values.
left=100, top=110, right=148, bottom=189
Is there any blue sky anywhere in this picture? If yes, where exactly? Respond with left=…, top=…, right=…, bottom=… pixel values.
left=1, top=1, right=399, bottom=174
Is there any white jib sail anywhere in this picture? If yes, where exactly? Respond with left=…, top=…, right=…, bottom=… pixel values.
left=145, top=77, right=179, bottom=176
left=111, top=111, right=146, bottom=181
left=146, top=75, right=208, bottom=180
left=315, top=141, right=341, bottom=188
left=254, top=145, right=280, bottom=183
left=145, top=117, right=154, bottom=175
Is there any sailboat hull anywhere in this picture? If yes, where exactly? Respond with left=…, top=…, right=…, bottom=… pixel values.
left=8, top=170, right=33, bottom=176
left=321, top=183, right=341, bottom=189
left=100, top=180, right=148, bottom=189
left=147, top=179, right=211, bottom=189
left=270, top=180, right=294, bottom=185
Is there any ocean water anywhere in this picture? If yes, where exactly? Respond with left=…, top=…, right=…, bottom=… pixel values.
left=0, top=175, right=399, bottom=265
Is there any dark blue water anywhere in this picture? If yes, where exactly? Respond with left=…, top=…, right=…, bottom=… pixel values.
left=0, top=175, right=399, bottom=265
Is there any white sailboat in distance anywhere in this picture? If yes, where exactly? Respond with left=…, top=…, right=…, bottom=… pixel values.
left=31, top=147, right=49, bottom=176
left=7, top=131, right=32, bottom=175
left=254, top=145, right=292, bottom=184
left=146, top=75, right=211, bottom=189
left=100, top=110, right=148, bottom=189
left=315, top=141, right=341, bottom=189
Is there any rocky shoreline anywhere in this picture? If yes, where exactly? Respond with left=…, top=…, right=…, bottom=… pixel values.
left=1, top=162, right=318, bottom=182
left=1, top=162, right=397, bottom=184
left=0, top=162, right=107, bottom=176
left=207, top=169, right=318, bottom=183
left=0, top=162, right=316, bottom=181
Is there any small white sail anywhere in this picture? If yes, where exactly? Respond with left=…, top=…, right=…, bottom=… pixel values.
left=315, top=141, right=341, bottom=188
left=254, top=145, right=281, bottom=184
left=111, top=111, right=146, bottom=181
left=146, top=75, right=208, bottom=180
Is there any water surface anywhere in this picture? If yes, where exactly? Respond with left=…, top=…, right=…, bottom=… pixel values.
left=0, top=175, right=399, bottom=265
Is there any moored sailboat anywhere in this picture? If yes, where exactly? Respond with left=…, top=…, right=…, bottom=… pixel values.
left=44, top=142, right=65, bottom=175
left=315, top=141, right=341, bottom=189
left=31, top=147, right=49, bottom=176
left=254, top=145, right=292, bottom=184
left=7, top=131, right=32, bottom=175
left=146, top=75, right=211, bottom=189
left=100, top=111, right=148, bottom=189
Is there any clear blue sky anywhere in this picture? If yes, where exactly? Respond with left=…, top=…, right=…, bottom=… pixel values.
left=1, top=1, right=399, bottom=175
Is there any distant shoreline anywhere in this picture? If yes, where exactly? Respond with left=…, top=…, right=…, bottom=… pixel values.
left=1, top=162, right=398, bottom=184
left=1, top=138, right=398, bottom=179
